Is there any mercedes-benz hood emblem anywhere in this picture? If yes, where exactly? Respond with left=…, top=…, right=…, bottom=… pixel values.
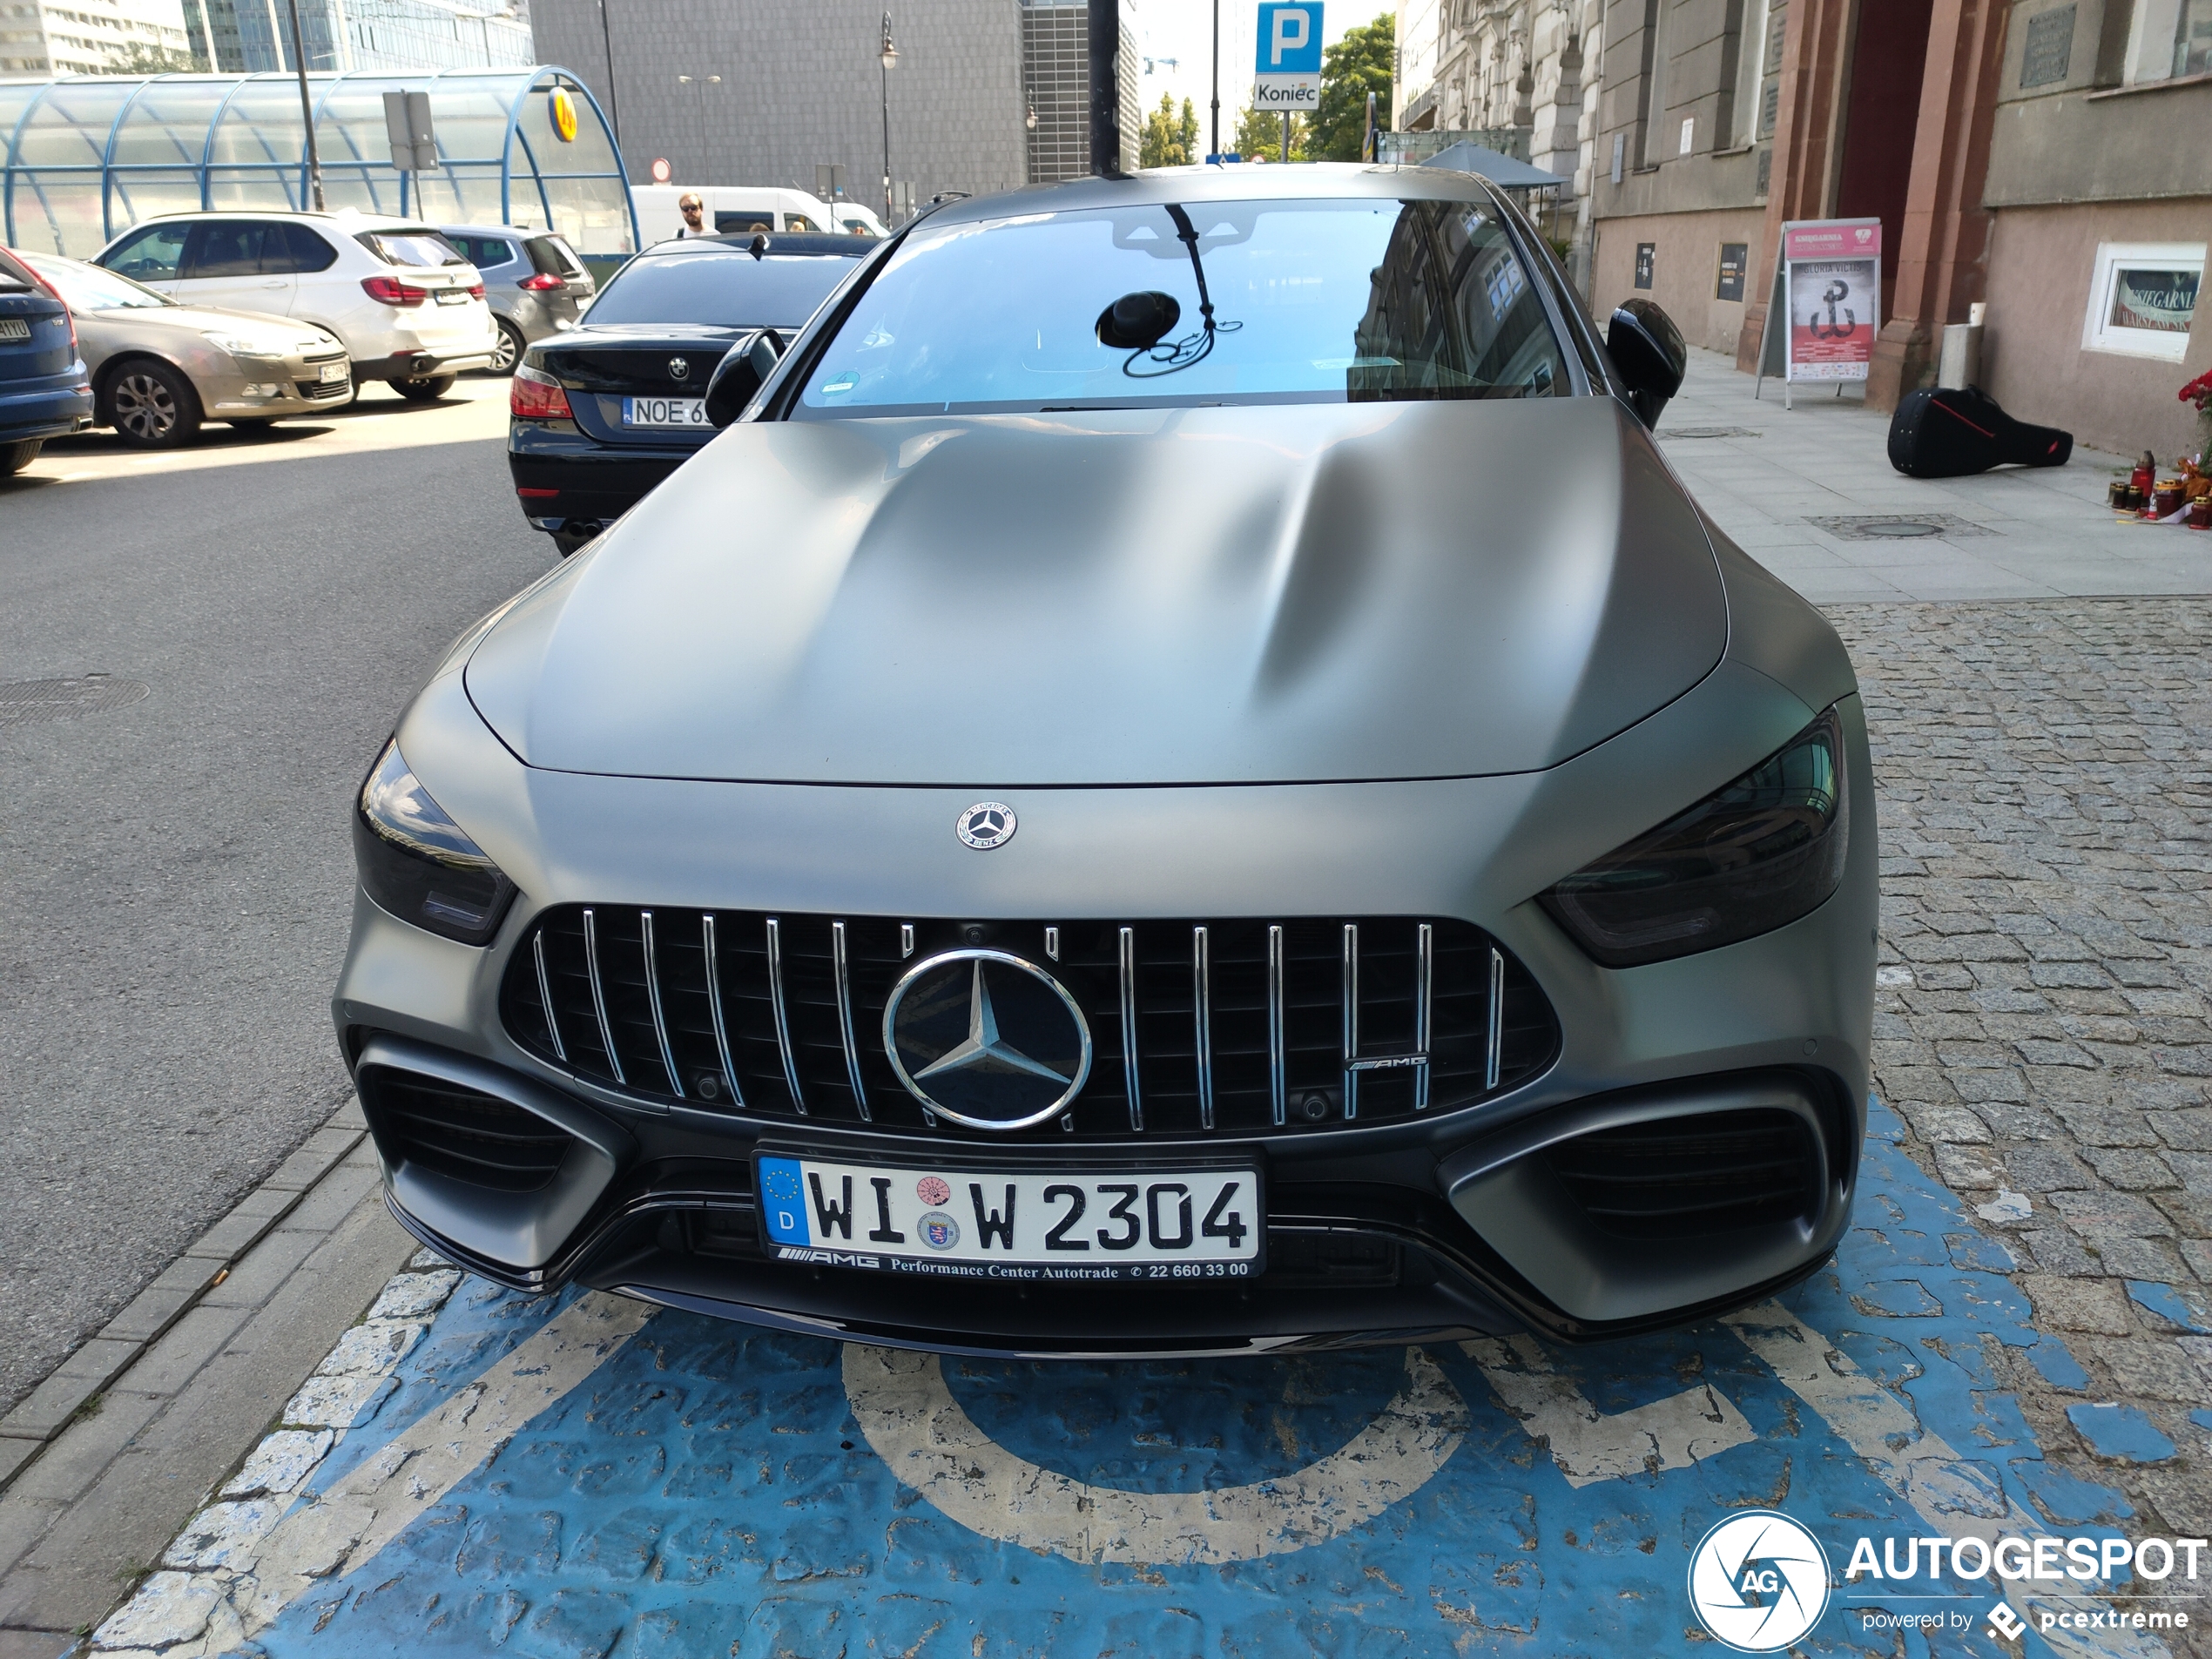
left=883, top=948, right=1090, bottom=1130
left=956, top=800, right=1015, bottom=849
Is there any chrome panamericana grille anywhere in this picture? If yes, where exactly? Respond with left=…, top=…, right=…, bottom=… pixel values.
left=500, top=910, right=1559, bottom=1140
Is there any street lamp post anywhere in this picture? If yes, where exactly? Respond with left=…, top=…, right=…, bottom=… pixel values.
left=281, top=0, right=324, bottom=209
left=879, top=13, right=898, bottom=224
left=677, top=72, right=719, bottom=179
left=1210, top=0, right=1219, bottom=161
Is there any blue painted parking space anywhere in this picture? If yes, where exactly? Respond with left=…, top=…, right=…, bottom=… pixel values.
left=99, top=1103, right=2205, bottom=1659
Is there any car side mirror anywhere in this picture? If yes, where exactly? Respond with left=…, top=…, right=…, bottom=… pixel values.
left=704, top=330, right=783, bottom=428
left=1606, top=298, right=1686, bottom=429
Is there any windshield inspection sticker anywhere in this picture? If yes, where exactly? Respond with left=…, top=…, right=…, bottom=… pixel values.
left=99, top=1101, right=2202, bottom=1658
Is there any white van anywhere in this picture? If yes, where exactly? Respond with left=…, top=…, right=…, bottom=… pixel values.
left=629, top=185, right=880, bottom=245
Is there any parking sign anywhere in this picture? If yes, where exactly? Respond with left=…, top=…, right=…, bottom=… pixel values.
left=1253, top=3, right=1323, bottom=111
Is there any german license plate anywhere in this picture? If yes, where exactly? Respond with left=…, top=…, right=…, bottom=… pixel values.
left=435, top=287, right=469, bottom=305
left=756, top=1152, right=1264, bottom=1281
left=0, top=318, right=29, bottom=341
left=317, top=361, right=348, bottom=382
left=622, top=395, right=708, bottom=428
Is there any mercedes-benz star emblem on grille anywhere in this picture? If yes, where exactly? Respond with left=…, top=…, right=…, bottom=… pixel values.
left=668, top=356, right=690, bottom=380
left=882, top=948, right=1091, bottom=1130
left=956, top=801, right=1015, bottom=849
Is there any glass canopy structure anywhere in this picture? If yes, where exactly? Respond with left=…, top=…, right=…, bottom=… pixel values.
left=1, top=67, right=636, bottom=260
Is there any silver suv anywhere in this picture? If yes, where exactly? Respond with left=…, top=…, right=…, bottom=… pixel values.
left=95, top=212, right=496, bottom=399
left=438, top=226, right=596, bottom=374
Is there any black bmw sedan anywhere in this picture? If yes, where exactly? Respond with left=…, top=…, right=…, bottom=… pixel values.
left=508, top=233, right=873, bottom=555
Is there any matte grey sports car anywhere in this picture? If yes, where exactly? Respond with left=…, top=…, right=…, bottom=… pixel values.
left=337, top=165, right=1875, bottom=1357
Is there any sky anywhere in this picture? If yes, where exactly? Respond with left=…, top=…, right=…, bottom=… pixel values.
left=1130, top=0, right=1376, bottom=152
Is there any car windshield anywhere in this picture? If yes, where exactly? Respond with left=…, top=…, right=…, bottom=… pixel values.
left=583, top=249, right=859, bottom=327
left=795, top=196, right=1570, bottom=417
left=25, top=255, right=169, bottom=310
left=357, top=229, right=469, bottom=268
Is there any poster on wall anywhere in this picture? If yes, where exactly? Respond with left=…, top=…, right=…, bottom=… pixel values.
left=1754, top=217, right=1884, bottom=406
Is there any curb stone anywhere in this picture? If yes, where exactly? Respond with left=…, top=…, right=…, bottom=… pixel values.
left=84, top=1257, right=465, bottom=1659
left=0, top=1108, right=369, bottom=1494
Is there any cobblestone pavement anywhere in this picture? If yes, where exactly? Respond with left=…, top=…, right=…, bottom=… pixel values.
left=1839, top=598, right=2212, bottom=1554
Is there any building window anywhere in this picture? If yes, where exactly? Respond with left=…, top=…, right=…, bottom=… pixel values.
left=2121, top=0, right=2212, bottom=81
left=2081, top=242, right=2202, bottom=361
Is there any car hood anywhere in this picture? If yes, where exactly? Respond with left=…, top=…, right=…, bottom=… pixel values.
left=465, top=395, right=1727, bottom=786
left=89, top=304, right=329, bottom=349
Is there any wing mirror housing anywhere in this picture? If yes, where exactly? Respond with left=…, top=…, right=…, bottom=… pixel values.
left=1606, top=298, right=1686, bottom=429
left=705, top=330, right=783, bottom=428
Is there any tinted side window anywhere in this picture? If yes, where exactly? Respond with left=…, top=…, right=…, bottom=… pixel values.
left=525, top=236, right=580, bottom=276
left=784, top=213, right=818, bottom=233
left=269, top=223, right=339, bottom=273
left=715, top=212, right=775, bottom=234
left=451, top=234, right=516, bottom=268
left=183, top=220, right=268, bottom=279
left=103, top=222, right=190, bottom=281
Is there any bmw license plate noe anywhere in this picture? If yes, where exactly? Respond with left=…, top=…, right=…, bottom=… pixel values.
left=756, top=1154, right=1264, bottom=1281
left=621, top=395, right=709, bottom=428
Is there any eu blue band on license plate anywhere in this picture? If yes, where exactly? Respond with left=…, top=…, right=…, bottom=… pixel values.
left=755, top=1152, right=1264, bottom=1281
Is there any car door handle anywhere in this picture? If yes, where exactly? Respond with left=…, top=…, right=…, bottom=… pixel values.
left=262, top=280, right=287, bottom=288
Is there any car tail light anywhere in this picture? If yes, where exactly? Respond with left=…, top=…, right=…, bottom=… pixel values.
left=467, top=282, right=486, bottom=300
left=516, top=272, right=564, bottom=292
left=509, top=363, right=571, bottom=421
left=361, top=275, right=428, bottom=307
left=24, top=266, right=78, bottom=354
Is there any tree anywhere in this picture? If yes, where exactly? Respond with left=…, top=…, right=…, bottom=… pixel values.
left=1231, top=105, right=1305, bottom=163
left=1139, top=93, right=1201, bottom=169
left=96, top=40, right=210, bottom=74
left=1308, top=14, right=1395, bottom=162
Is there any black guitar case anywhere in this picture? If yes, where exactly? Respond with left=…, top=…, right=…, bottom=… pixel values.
left=1887, top=386, right=2073, bottom=478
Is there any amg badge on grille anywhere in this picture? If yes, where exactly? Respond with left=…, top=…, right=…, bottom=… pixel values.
left=955, top=801, right=1015, bottom=849
left=882, top=949, right=1090, bottom=1130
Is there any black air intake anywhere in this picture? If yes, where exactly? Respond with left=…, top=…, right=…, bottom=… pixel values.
left=364, top=1070, right=576, bottom=1193
left=1543, top=1107, right=1819, bottom=1238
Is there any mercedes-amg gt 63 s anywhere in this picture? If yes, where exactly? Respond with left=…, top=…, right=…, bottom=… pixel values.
left=339, top=165, right=1875, bottom=1357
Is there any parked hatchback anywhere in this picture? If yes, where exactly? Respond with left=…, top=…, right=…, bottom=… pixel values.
left=0, top=245, right=93, bottom=472
left=437, top=226, right=596, bottom=374
left=21, top=251, right=350, bottom=447
left=94, top=212, right=496, bottom=399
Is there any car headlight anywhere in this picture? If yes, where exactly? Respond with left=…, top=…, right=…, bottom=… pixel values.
left=1540, top=706, right=1849, bottom=968
left=354, top=739, right=516, bottom=945
left=201, top=331, right=279, bottom=357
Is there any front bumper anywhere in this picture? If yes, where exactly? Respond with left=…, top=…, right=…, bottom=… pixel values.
left=334, top=656, right=1878, bottom=1356
left=200, top=352, right=354, bottom=417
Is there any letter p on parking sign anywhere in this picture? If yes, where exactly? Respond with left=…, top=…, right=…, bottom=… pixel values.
left=1253, top=3, right=1323, bottom=110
